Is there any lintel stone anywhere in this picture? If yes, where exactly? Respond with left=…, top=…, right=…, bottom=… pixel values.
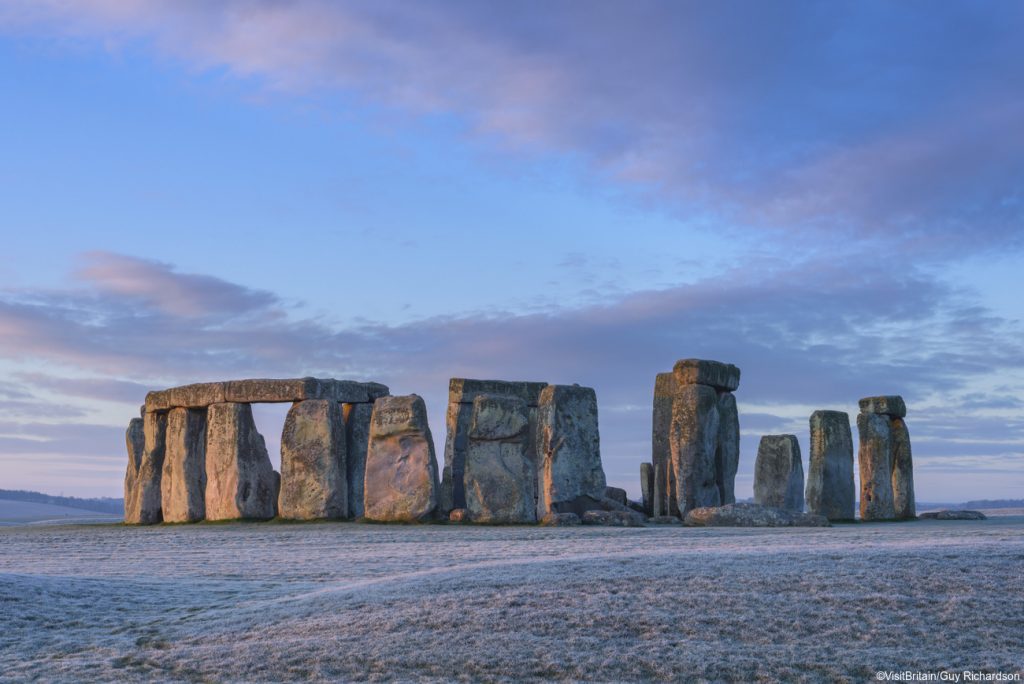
left=672, top=359, right=741, bottom=392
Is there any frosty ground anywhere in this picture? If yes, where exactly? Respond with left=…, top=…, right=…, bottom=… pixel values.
left=1, top=517, right=1022, bottom=683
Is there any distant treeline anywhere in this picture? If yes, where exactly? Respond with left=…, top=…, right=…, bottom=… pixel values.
left=960, top=499, right=1024, bottom=510
left=0, top=489, right=123, bottom=515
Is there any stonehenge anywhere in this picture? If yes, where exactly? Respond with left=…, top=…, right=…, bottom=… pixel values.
left=754, top=435, right=804, bottom=511
left=463, top=394, right=535, bottom=523
left=651, top=359, right=741, bottom=518
left=805, top=411, right=855, bottom=520
left=161, top=408, right=207, bottom=523
left=205, top=402, right=279, bottom=521
left=279, top=400, right=347, bottom=520
left=857, top=395, right=916, bottom=520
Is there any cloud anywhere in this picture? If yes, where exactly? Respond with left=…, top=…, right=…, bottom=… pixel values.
left=1, top=1, right=1022, bottom=255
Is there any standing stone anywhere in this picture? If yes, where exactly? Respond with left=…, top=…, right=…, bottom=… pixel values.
left=891, top=417, right=916, bottom=519
left=536, top=384, right=607, bottom=518
left=715, top=391, right=740, bottom=505
left=123, top=418, right=145, bottom=524
left=344, top=402, right=374, bottom=519
left=161, top=408, right=207, bottom=523
left=640, top=462, right=654, bottom=517
left=279, top=400, right=347, bottom=520
left=670, top=384, right=721, bottom=516
left=205, top=402, right=278, bottom=521
left=805, top=410, right=855, bottom=520
left=857, top=412, right=895, bottom=521
left=464, top=394, right=535, bottom=523
left=754, top=435, right=804, bottom=511
left=651, top=372, right=678, bottom=518
left=364, top=395, right=440, bottom=522
left=127, top=411, right=166, bottom=525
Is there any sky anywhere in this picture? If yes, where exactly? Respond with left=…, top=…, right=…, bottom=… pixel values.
left=0, top=0, right=1022, bottom=502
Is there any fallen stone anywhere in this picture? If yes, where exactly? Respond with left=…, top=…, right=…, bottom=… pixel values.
left=129, top=411, right=166, bottom=525
left=857, top=412, right=895, bottom=521
left=464, top=394, right=536, bottom=523
left=715, top=391, right=740, bottom=505
left=123, top=418, right=145, bottom=524
left=581, top=510, right=645, bottom=527
left=205, top=402, right=278, bottom=521
left=647, top=515, right=684, bottom=525
left=363, top=395, right=440, bottom=522
left=805, top=411, right=855, bottom=521
left=343, top=402, right=374, bottom=519
left=161, top=408, right=207, bottom=523
left=540, top=512, right=581, bottom=527
left=754, top=435, right=804, bottom=511
left=536, top=384, right=607, bottom=518
left=604, top=486, right=628, bottom=507
left=670, top=383, right=721, bottom=515
left=640, top=462, right=654, bottom=517
left=672, top=359, right=741, bottom=392
left=449, top=508, right=469, bottom=522
left=626, top=499, right=647, bottom=515
left=858, top=395, right=907, bottom=418
left=891, top=417, right=916, bottom=520
left=651, top=372, right=678, bottom=518
left=279, top=400, right=348, bottom=520
left=920, top=510, right=987, bottom=520
left=684, top=503, right=830, bottom=527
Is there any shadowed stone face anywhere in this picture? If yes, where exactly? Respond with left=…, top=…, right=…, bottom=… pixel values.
left=123, top=417, right=145, bottom=524
left=857, top=412, right=895, bottom=521
left=344, top=402, right=374, bottom=519
left=754, top=435, right=804, bottom=512
left=536, top=384, right=606, bottom=519
left=126, top=411, right=167, bottom=525
left=672, top=359, right=741, bottom=392
left=670, top=383, right=721, bottom=515
left=640, top=462, right=654, bottom=516
left=279, top=400, right=348, bottom=520
left=205, top=402, right=278, bottom=521
left=161, top=408, right=207, bottom=523
left=652, top=372, right=677, bottom=518
left=805, top=411, right=855, bottom=521
left=858, top=395, right=907, bottom=418
left=715, top=392, right=740, bottom=505
left=891, top=417, right=916, bottom=519
left=464, top=394, right=535, bottom=523
left=364, top=395, right=440, bottom=522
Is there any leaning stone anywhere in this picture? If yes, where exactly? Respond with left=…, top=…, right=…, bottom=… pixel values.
left=670, top=383, right=721, bottom=516
left=647, top=515, right=684, bottom=525
left=279, top=400, right=347, bottom=520
left=123, top=418, right=145, bottom=524
left=449, top=508, right=469, bottom=522
left=672, top=359, right=741, bottom=392
left=857, top=412, right=895, bottom=521
left=343, top=402, right=374, bottom=519
left=920, top=510, right=986, bottom=520
left=128, top=411, right=166, bottom=525
left=640, top=462, right=654, bottom=517
left=891, top=417, right=916, bottom=520
left=364, top=395, right=440, bottom=522
left=604, top=486, right=628, bottom=507
left=715, top=391, right=740, bottom=505
left=464, top=394, right=535, bottom=523
left=754, top=435, right=804, bottom=511
left=540, top=512, right=581, bottom=527
left=651, top=372, right=678, bottom=518
left=204, top=402, right=278, bottom=521
left=858, top=395, right=907, bottom=418
left=684, top=503, right=830, bottom=527
left=161, top=408, right=207, bottom=523
left=536, top=384, right=607, bottom=518
left=581, top=510, right=644, bottom=527
left=805, top=411, right=855, bottom=521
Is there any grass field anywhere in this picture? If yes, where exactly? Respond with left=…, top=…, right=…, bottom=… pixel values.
left=2, top=517, right=1022, bottom=682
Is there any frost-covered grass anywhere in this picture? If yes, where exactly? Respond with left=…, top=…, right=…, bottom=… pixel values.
left=1, top=518, right=1022, bottom=682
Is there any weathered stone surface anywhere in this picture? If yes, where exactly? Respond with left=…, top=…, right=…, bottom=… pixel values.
left=449, top=508, right=468, bottom=522
left=537, top=384, right=607, bottom=518
left=715, top=391, right=740, bottom=505
left=464, top=395, right=535, bottom=523
left=604, top=486, right=628, bottom=507
left=857, top=412, right=895, bottom=521
left=540, top=512, right=581, bottom=527
left=364, top=395, right=440, bottom=522
left=279, top=400, right=347, bottom=520
left=161, top=408, right=207, bottom=523
left=126, top=411, right=166, bottom=525
left=685, top=503, right=830, bottom=527
left=343, top=402, right=374, bottom=519
left=581, top=510, right=645, bottom=527
left=145, top=378, right=388, bottom=412
left=448, top=378, right=548, bottom=406
left=858, top=395, right=907, bottom=418
left=640, top=462, right=654, bottom=517
left=891, top=417, right=916, bottom=519
left=672, top=359, right=741, bottom=392
left=651, top=372, right=678, bottom=518
left=204, top=402, right=278, bottom=521
left=670, top=383, right=721, bottom=516
left=920, top=510, right=986, bottom=520
left=123, top=418, right=145, bottom=524
left=145, top=382, right=226, bottom=413
left=647, top=515, right=684, bottom=525
left=754, top=435, right=804, bottom=511
left=805, top=411, right=855, bottom=521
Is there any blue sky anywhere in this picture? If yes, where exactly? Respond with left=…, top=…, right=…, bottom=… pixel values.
left=0, top=0, right=1021, bottom=501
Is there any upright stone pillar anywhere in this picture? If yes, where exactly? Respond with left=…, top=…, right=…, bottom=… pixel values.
left=161, top=408, right=207, bottom=523
left=344, top=402, right=374, bottom=519
left=205, top=402, right=279, bottom=521
left=279, top=400, right=347, bottom=520
left=639, top=462, right=654, bottom=517
left=891, top=417, right=916, bottom=519
left=464, top=394, right=535, bottom=523
left=364, top=395, right=440, bottom=522
left=126, top=411, right=167, bottom=525
left=754, top=434, right=804, bottom=511
left=536, top=384, right=607, bottom=518
left=857, top=412, right=895, bottom=520
left=651, top=373, right=677, bottom=518
left=670, top=383, right=721, bottom=515
left=123, top=417, right=145, bottom=524
left=805, top=410, right=854, bottom=520
left=715, top=391, right=740, bottom=505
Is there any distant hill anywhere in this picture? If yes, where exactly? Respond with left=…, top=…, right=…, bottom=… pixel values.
left=960, top=499, right=1024, bottom=510
left=0, top=489, right=123, bottom=515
